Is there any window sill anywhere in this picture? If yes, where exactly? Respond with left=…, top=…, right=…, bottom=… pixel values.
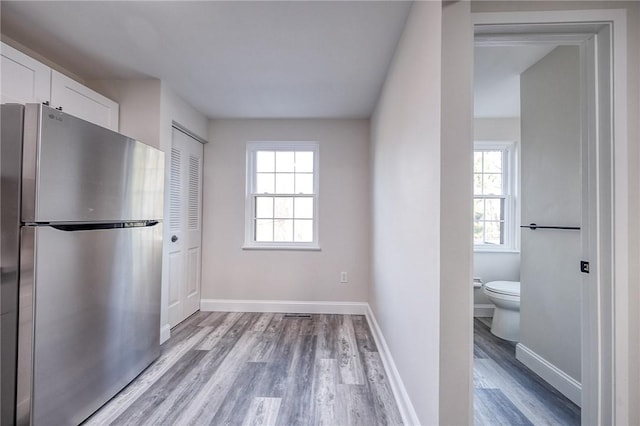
left=242, top=244, right=322, bottom=252
left=474, top=248, right=520, bottom=254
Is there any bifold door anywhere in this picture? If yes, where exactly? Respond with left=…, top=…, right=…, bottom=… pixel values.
left=167, top=127, right=204, bottom=328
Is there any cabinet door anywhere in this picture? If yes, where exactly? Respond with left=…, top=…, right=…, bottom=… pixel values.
left=50, top=70, right=119, bottom=131
left=1, top=42, right=51, bottom=104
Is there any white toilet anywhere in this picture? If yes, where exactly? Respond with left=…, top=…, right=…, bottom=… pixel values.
left=483, top=281, right=521, bottom=342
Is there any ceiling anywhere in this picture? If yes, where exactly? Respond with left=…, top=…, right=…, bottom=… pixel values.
left=474, top=44, right=557, bottom=118
left=1, top=1, right=412, bottom=119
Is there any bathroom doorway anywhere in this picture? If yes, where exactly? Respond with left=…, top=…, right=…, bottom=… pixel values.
left=473, top=41, right=583, bottom=424
left=471, top=11, right=623, bottom=425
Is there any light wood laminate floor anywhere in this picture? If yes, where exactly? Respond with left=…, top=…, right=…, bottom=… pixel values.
left=474, top=318, right=581, bottom=425
left=85, top=312, right=403, bottom=426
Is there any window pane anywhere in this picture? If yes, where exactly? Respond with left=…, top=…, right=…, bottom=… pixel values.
left=485, top=198, right=503, bottom=221
left=474, top=221, right=485, bottom=244
left=274, top=219, right=293, bottom=241
left=256, top=173, right=275, bottom=193
left=474, top=173, right=483, bottom=195
left=255, top=219, right=273, bottom=241
left=474, top=152, right=483, bottom=173
left=483, top=151, right=502, bottom=173
left=294, top=220, right=313, bottom=242
left=275, top=151, right=295, bottom=172
left=473, top=199, right=485, bottom=221
left=274, top=197, right=294, bottom=218
left=256, top=151, right=275, bottom=172
left=484, top=221, right=501, bottom=245
left=295, top=152, right=314, bottom=172
left=255, top=197, right=273, bottom=218
left=482, top=173, right=503, bottom=195
left=275, top=173, right=294, bottom=193
left=295, top=173, right=314, bottom=194
left=294, top=198, right=313, bottom=219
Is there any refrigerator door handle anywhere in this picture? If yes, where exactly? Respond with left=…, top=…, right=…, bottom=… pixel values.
left=49, top=221, right=159, bottom=232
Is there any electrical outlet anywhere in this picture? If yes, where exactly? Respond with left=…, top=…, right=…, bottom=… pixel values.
left=340, top=272, right=348, bottom=283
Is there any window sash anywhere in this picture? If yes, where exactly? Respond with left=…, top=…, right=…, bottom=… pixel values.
left=473, top=141, right=516, bottom=250
left=474, top=195, right=508, bottom=246
left=251, top=194, right=316, bottom=219
left=245, top=142, right=319, bottom=249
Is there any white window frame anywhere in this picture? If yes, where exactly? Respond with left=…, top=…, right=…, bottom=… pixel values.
left=473, top=140, right=518, bottom=252
left=243, top=141, right=320, bottom=250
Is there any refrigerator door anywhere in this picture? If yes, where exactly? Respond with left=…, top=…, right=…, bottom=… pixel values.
left=17, top=224, right=162, bottom=426
left=21, top=103, right=164, bottom=223
left=1, top=104, right=23, bottom=425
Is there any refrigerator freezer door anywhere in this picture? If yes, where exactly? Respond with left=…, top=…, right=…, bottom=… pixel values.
left=22, top=104, right=164, bottom=223
left=18, top=224, right=162, bottom=426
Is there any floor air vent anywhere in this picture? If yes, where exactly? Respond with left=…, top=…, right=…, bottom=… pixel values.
left=283, top=313, right=312, bottom=319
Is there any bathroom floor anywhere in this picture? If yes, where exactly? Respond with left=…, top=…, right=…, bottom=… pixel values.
left=473, top=318, right=580, bottom=425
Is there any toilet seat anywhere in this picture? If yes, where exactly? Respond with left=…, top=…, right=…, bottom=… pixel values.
left=484, top=281, right=520, bottom=297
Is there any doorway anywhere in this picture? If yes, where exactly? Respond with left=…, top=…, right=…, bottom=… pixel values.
left=471, top=12, right=622, bottom=425
left=167, top=125, right=204, bottom=328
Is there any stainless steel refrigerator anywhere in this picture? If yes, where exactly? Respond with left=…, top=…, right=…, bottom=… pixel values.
left=1, top=103, right=164, bottom=425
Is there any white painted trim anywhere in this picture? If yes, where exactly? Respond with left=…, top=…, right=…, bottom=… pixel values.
left=471, top=9, right=629, bottom=424
left=172, top=122, right=208, bottom=145
left=244, top=141, right=320, bottom=250
left=516, top=343, right=582, bottom=407
left=160, top=324, right=171, bottom=344
left=473, top=140, right=517, bottom=251
left=365, top=305, right=420, bottom=426
left=200, top=299, right=367, bottom=315
left=473, top=304, right=494, bottom=318
left=472, top=9, right=626, bottom=26
left=475, top=33, right=593, bottom=47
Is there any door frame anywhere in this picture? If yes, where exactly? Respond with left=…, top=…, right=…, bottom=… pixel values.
left=472, top=9, right=628, bottom=425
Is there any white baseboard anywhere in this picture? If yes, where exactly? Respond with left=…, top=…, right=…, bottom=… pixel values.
left=200, top=298, right=368, bottom=315
left=365, top=305, right=420, bottom=426
left=474, top=304, right=494, bottom=317
left=160, top=324, right=171, bottom=344
left=515, top=343, right=581, bottom=407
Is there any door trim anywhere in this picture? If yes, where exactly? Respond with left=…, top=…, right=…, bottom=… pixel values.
left=172, top=121, right=208, bottom=145
left=163, top=124, right=206, bottom=337
left=472, top=9, right=628, bottom=425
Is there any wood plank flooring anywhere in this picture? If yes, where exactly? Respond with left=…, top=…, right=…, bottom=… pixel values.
left=84, top=312, right=403, bottom=426
left=474, top=318, right=581, bottom=425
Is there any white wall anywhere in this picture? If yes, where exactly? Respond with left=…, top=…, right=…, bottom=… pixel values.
left=520, top=46, right=582, bottom=382
left=370, top=2, right=443, bottom=424
left=89, top=79, right=162, bottom=148
left=201, top=119, right=370, bottom=302
left=473, top=118, right=521, bottom=307
left=160, top=83, right=209, bottom=146
left=439, top=2, right=474, bottom=424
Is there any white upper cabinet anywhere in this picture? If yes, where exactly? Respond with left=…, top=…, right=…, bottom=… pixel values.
left=0, top=42, right=119, bottom=132
left=50, top=70, right=119, bottom=131
left=1, top=43, right=51, bottom=105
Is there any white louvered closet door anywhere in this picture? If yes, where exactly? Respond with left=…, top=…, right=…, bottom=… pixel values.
left=168, top=127, right=204, bottom=327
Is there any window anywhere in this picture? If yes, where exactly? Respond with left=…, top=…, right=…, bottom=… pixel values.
left=244, top=141, right=319, bottom=250
left=474, top=141, right=516, bottom=250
